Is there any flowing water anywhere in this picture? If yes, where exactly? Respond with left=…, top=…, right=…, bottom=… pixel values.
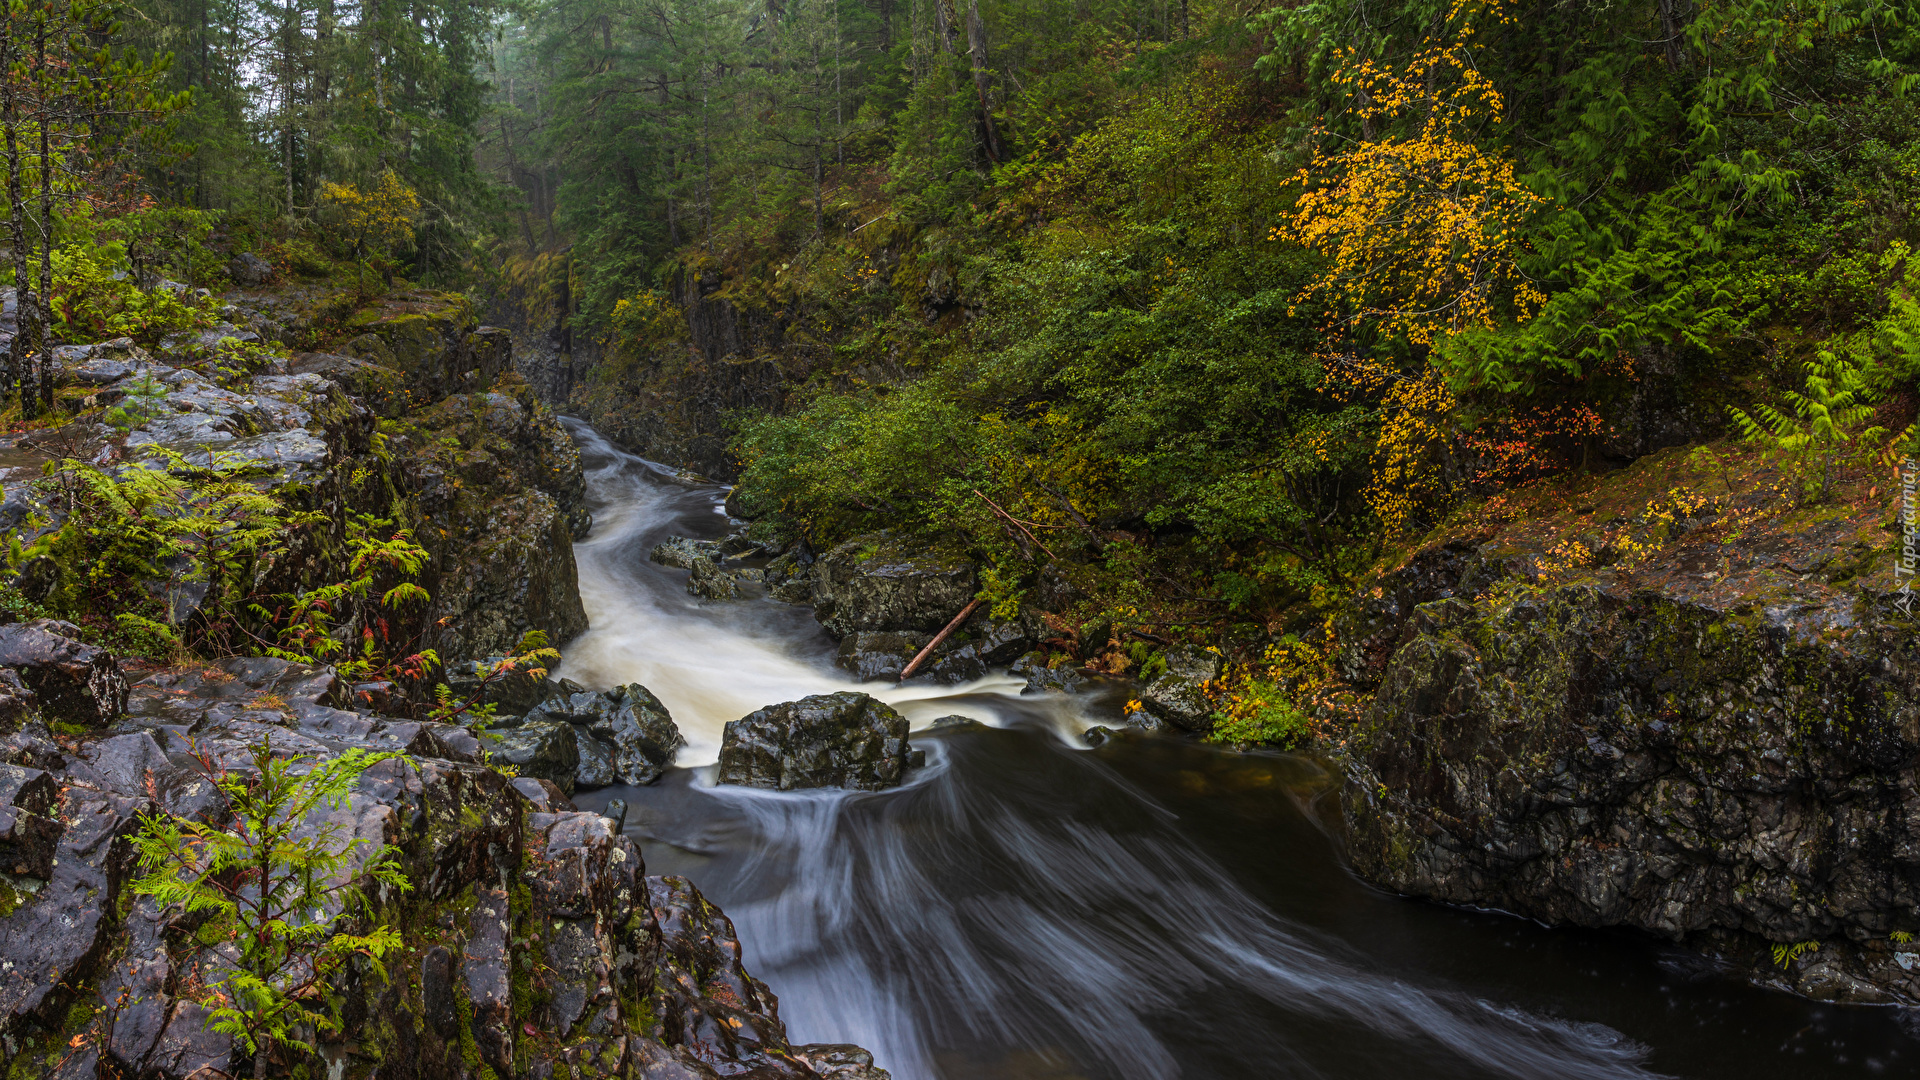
left=557, top=420, right=1915, bottom=1080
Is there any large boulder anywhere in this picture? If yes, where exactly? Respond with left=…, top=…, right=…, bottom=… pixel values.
left=717, top=692, right=911, bottom=791
left=0, top=622, right=128, bottom=727
left=808, top=534, right=976, bottom=638
left=527, top=684, right=685, bottom=789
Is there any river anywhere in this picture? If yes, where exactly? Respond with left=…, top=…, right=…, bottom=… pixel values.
left=555, top=420, right=1913, bottom=1080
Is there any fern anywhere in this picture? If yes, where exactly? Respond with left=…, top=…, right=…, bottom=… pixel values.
left=1729, top=351, right=1884, bottom=504
left=130, top=741, right=412, bottom=1077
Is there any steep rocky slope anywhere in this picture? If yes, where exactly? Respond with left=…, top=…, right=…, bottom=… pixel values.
left=1326, top=445, right=1920, bottom=1003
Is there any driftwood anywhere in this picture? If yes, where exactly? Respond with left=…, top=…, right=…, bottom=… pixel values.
left=898, top=597, right=984, bottom=680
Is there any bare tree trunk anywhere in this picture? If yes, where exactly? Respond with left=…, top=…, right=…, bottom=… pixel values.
left=966, top=0, right=1002, bottom=163
left=35, top=14, right=51, bottom=411
left=0, top=15, right=22, bottom=412
left=1656, top=0, right=1693, bottom=71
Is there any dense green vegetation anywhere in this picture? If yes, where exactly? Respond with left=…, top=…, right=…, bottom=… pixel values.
left=3, top=0, right=1917, bottom=725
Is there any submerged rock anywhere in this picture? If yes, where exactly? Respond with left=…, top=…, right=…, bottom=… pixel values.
left=717, top=692, right=911, bottom=791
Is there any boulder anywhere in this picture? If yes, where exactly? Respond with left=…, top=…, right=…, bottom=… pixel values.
left=0, top=765, right=60, bottom=878
left=1139, top=646, right=1221, bottom=732
left=688, top=556, right=742, bottom=600
left=717, top=692, right=911, bottom=791
left=527, top=684, right=684, bottom=787
left=1011, top=652, right=1086, bottom=695
left=487, top=720, right=580, bottom=794
left=226, top=252, right=274, bottom=287
left=808, top=534, right=976, bottom=638
left=651, top=535, right=725, bottom=570
left=0, top=623, right=128, bottom=726
left=834, top=631, right=930, bottom=682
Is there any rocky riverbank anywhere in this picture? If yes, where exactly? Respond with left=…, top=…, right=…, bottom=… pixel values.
left=0, top=287, right=890, bottom=1079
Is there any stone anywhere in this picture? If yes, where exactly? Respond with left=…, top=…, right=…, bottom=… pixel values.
left=835, top=630, right=930, bottom=682
left=511, top=775, right=576, bottom=812
left=0, top=622, right=128, bottom=726
left=1139, top=646, right=1221, bottom=732
left=809, top=534, right=977, bottom=638
left=577, top=730, right=616, bottom=789
left=0, top=764, right=59, bottom=877
left=651, top=536, right=725, bottom=571
left=928, top=715, right=986, bottom=731
left=717, top=692, right=911, bottom=791
left=1011, top=652, right=1086, bottom=695
left=687, top=556, right=741, bottom=600
left=527, top=684, right=684, bottom=786
left=227, top=252, right=274, bottom=287
left=488, top=720, right=580, bottom=794
left=1083, top=726, right=1117, bottom=747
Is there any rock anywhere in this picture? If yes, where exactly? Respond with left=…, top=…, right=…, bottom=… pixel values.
left=652, top=535, right=724, bottom=570
left=602, top=797, right=628, bottom=833
left=487, top=720, right=580, bottom=794
left=0, top=623, right=128, bottom=726
left=0, top=670, right=35, bottom=733
left=923, top=618, right=1034, bottom=683
left=1139, top=646, right=1221, bottom=732
left=809, top=534, right=976, bottom=638
left=1083, top=726, right=1117, bottom=747
left=717, top=692, right=911, bottom=791
left=765, top=552, right=813, bottom=604
left=929, top=715, right=986, bottom=731
left=687, top=556, right=741, bottom=600
left=227, top=252, right=274, bottom=287
left=1012, top=652, right=1086, bottom=695
left=792, top=1044, right=893, bottom=1080
left=0, top=765, right=59, bottom=877
left=527, top=684, right=684, bottom=786
left=511, top=775, right=576, bottom=812
left=576, top=730, right=616, bottom=789
left=835, top=631, right=930, bottom=682
left=439, top=654, right=552, bottom=716
left=1120, top=705, right=1167, bottom=733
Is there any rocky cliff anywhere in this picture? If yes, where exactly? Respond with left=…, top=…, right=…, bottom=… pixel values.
left=1328, top=443, right=1920, bottom=1003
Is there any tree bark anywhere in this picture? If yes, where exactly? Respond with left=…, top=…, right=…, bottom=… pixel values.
left=965, top=0, right=1003, bottom=163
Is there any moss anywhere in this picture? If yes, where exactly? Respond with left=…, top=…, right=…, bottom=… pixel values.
left=0, top=878, right=23, bottom=919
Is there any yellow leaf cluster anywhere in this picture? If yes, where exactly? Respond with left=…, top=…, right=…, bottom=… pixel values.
left=1283, top=0, right=1546, bottom=346
left=321, top=168, right=420, bottom=254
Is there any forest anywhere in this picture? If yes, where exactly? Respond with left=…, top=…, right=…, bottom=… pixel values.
left=0, top=0, right=1909, bottom=1077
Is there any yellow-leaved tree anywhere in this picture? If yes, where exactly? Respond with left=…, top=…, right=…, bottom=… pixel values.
left=321, top=169, right=421, bottom=293
left=1283, top=0, right=1547, bottom=536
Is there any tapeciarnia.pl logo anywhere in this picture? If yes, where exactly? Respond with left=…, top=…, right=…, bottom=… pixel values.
left=1898, top=457, right=1918, bottom=618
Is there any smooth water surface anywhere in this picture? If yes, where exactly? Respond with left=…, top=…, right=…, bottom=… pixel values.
left=558, top=420, right=1915, bottom=1080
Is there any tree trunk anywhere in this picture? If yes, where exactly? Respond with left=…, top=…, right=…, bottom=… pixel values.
left=35, top=15, right=51, bottom=411
left=965, top=0, right=1003, bottom=163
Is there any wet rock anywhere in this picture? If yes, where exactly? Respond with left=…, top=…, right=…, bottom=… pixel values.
left=0, top=765, right=59, bottom=877
left=526, top=812, right=655, bottom=1037
left=792, top=1044, right=894, bottom=1080
left=0, top=669, right=36, bottom=733
left=488, top=720, right=580, bottom=794
left=512, top=775, right=576, bottom=812
left=126, top=655, right=344, bottom=728
left=765, top=552, right=813, bottom=604
left=650, top=535, right=724, bottom=570
left=439, top=654, right=552, bottom=716
left=929, top=715, right=986, bottom=731
left=227, top=252, right=274, bottom=287
left=464, top=885, right=516, bottom=1074
left=923, top=618, right=1035, bottom=684
left=577, top=730, right=616, bottom=788
left=647, top=874, right=816, bottom=1075
left=1083, top=726, right=1117, bottom=747
left=1011, top=652, right=1086, bottom=695
left=809, top=534, right=976, bottom=638
left=528, top=685, right=684, bottom=788
left=835, top=630, right=930, bottom=682
left=717, top=692, right=911, bottom=791
left=687, top=556, right=741, bottom=600
left=0, top=623, right=128, bottom=726
left=1139, top=646, right=1221, bottom=732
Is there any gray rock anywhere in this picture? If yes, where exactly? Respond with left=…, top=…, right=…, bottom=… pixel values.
left=487, top=720, right=580, bottom=794
left=227, top=252, right=274, bottom=287
left=527, top=684, right=683, bottom=786
left=835, top=630, right=930, bottom=682
left=1012, top=652, right=1086, bottom=695
left=0, top=764, right=59, bottom=877
left=575, top=730, right=616, bottom=789
left=808, top=534, right=976, bottom=638
left=687, top=556, right=741, bottom=600
left=651, top=535, right=725, bottom=570
left=0, top=623, right=127, bottom=726
left=1140, top=646, right=1221, bottom=731
left=717, top=692, right=911, bottom=791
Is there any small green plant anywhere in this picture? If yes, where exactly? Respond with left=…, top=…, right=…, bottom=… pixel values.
left=1771, top=940, right=1820, bottom=969
left=130, top=741, right=412, bottom=1078
left=103, top=373, right=171, bottom=433
left=1891, top=931, right=1914, bottom=945
left=252, top=513, right=435, bottom=679
left=1729, top=351, right=1884, bottom=504
left=427, top=630, right=562, bottom=728
left=1208, top=677, right=1312, bottom=747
